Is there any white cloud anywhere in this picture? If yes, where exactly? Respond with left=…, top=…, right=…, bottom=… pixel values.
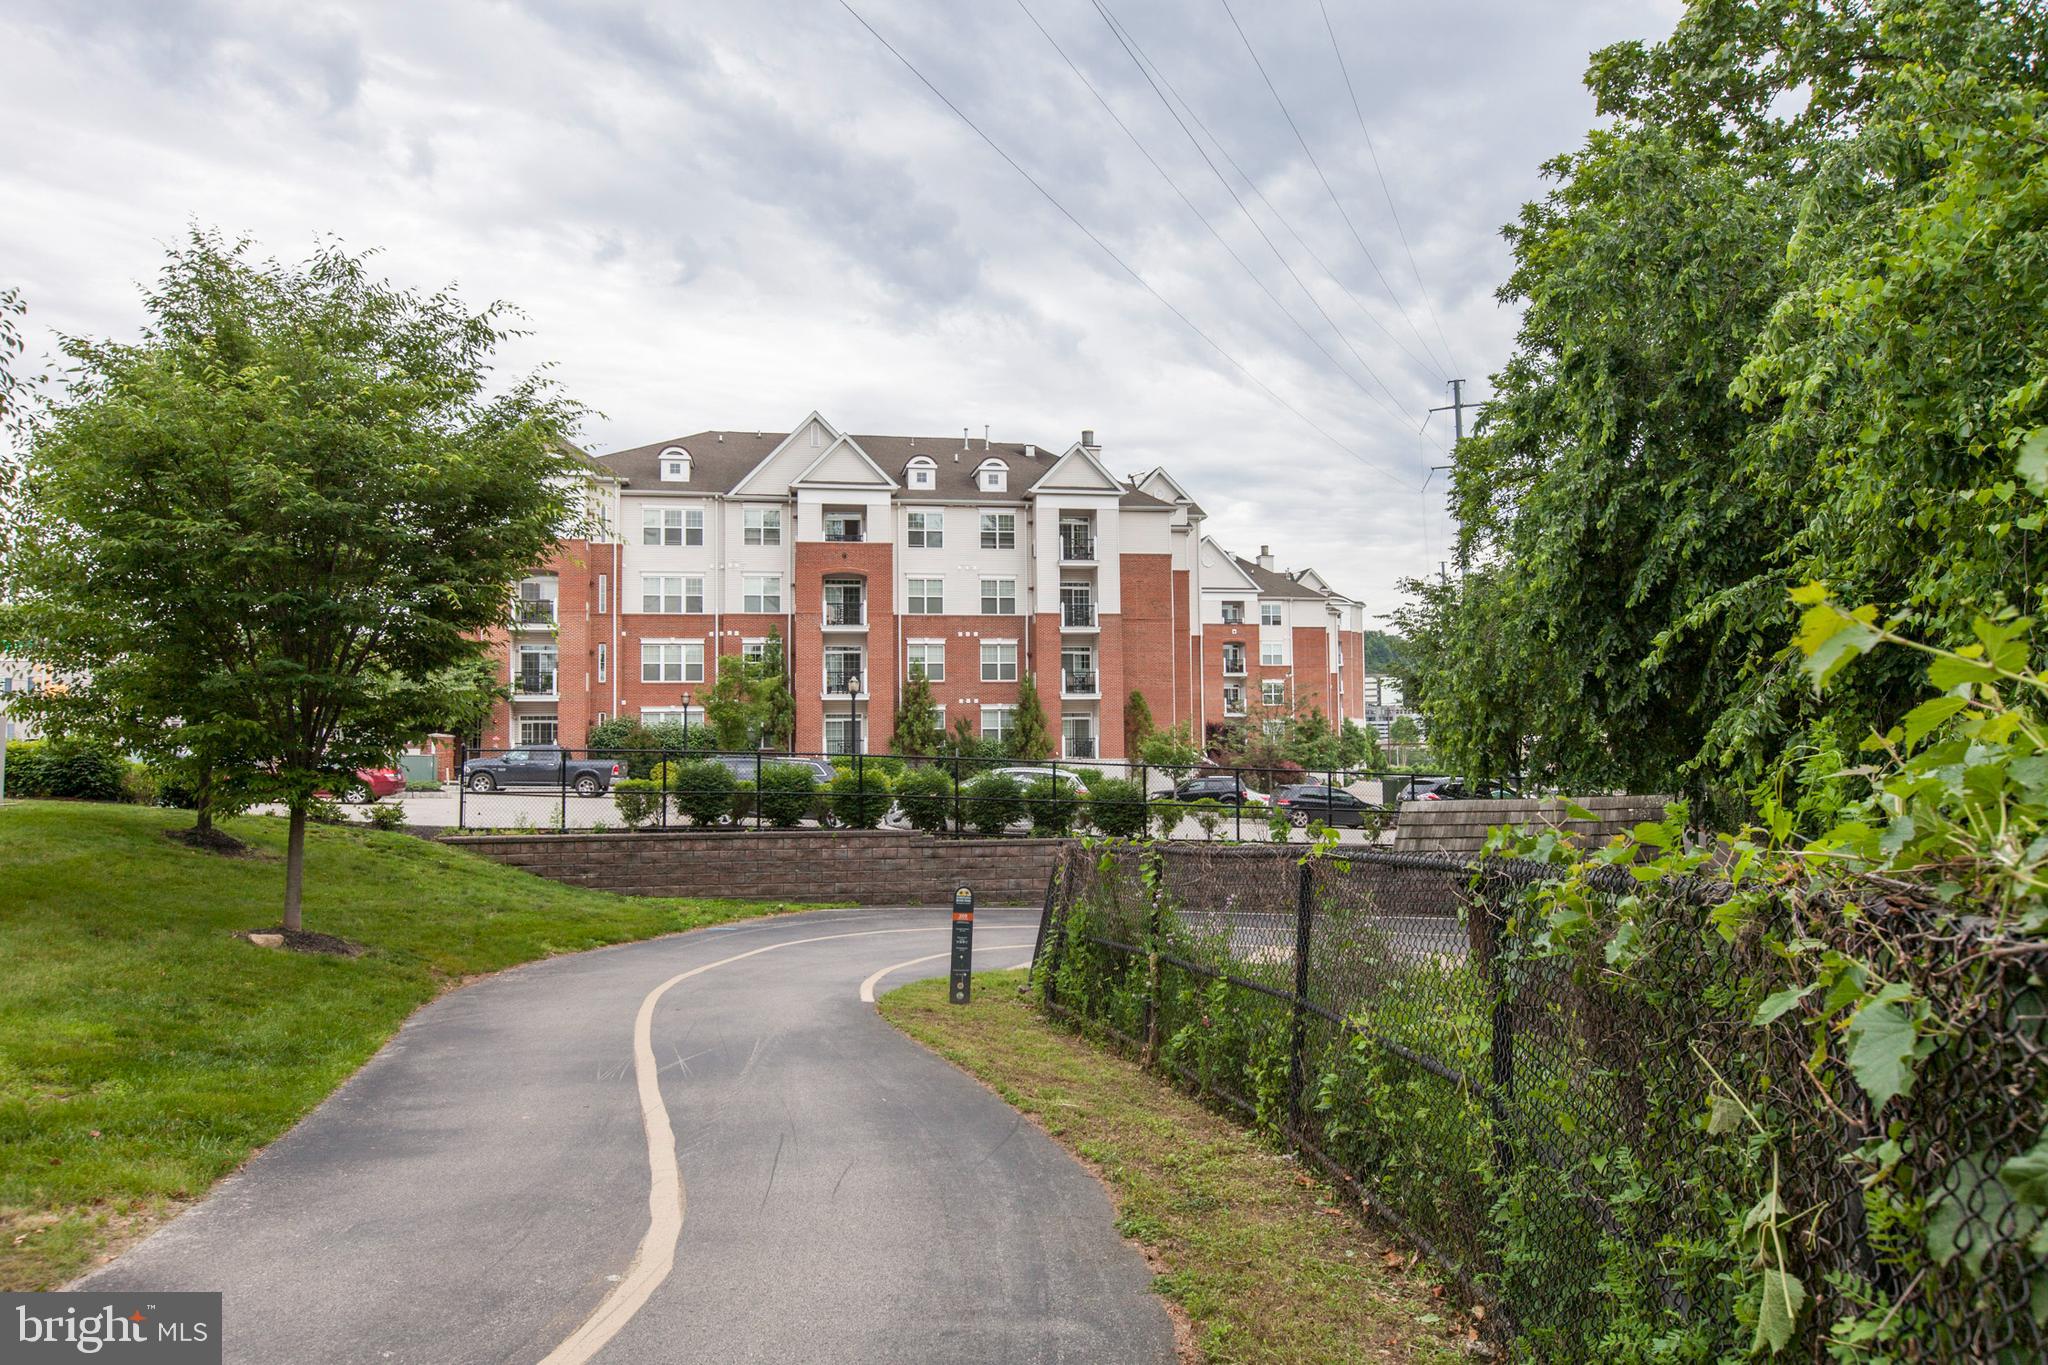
left=0, top=0, right=1682, bottom=618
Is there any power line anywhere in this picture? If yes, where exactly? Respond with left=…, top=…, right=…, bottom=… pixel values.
left=1214, top=0, right=1451, bottom=380
left=1316, top=0, right=1460, bottom=376
left=834, top=0, right=1408, bottom=483
left=1011, top=0, right=1412, bottom=429
left=1092, top=2, right=1439, bottom=407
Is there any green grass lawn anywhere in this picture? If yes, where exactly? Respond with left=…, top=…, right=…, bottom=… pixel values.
left=0, top=799, right=831, bottom=1290
left=880, top=973, right=1473, bottom=1365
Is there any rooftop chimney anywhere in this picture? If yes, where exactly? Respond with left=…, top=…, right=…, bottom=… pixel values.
left=1257, top=545, right=1275, bottom=571
left=963, top=427, right=970, bottom=448
left=1023, top=444, right=1035, bottom=459
left=1081, top=428, right=1097, bottom=450
left=983, top=424, right=990, bottom=449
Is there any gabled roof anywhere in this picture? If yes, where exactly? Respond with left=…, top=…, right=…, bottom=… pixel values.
left=1198, top=536, right=1261, bottom=590
left=1028, top=442, right=1124, bottom=494
left=793, top=435, right=898, bottom=489
left=1233, top=554, right=1326, bottom=600
left=1134, top=465, right=1203, bottom=515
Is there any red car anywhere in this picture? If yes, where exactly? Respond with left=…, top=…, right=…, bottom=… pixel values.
left=332, top=767, right=406, bottom=804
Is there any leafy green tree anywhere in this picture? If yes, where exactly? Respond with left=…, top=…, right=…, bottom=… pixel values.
left=962, top=771, right=1024, bottom=836
left=0, top=230, right=583, bottom=929
left=891, top=664, right=943, bottom=756
left=1136, top=722, right=1202, bottom=783
left=892, top=764, right=954, bottom=834
left=754, top=629, right=795, bottom=749
left=1007, top=672, right=1053, bottom=760
left=1123, top=689, right=1155, bottom=756
left=1388, top=715, right=1421, bottom=748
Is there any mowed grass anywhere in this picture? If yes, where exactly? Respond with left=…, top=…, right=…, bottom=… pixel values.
left=0, top=799, right=830, bottom=1290
left=879, top=973, right=1472, bottom=1365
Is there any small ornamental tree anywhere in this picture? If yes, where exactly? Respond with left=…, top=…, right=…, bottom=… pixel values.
left=0, top=231, right=585, bottom=931
left=1124, top=689, right=1155, bottom=755
left=891, top=665, right=943, bottom=756
left=1008, top=672, right=1054, bottom=760
left=755, top=630, right=796, bottom=750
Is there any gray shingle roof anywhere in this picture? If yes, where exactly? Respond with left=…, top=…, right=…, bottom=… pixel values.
left=593, top=430, right=1174, bottom=510
left=1234, top=555, right=1329, bottom=600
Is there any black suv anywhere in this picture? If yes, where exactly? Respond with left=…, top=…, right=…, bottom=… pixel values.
left=1272, top=784, right=1377, bottom=828
left=1168, top=774, right=1267, bottom=807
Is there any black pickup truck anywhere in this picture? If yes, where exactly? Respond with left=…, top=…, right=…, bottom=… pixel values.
left=461, top=746, right=620, bottom=796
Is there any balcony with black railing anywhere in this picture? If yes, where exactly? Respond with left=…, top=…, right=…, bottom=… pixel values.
left=1062, top=669, right=1098, bottom=696
left=1062, top=601, right=1097, bottom=629
left=1064, top=737, right=1096, bottom=759
left=1059, top=531, right=1096, bottom=562
left=514, top=599, right=557, bottom=628
left=823, top=598, right=867, bottom=628
left=514, top=669, right=557, bottom=698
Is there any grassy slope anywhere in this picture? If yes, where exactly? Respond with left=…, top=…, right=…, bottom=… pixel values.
left=880, top=973, right=1470, bottom=1365
left=0, top=800, right=829, bottom=1290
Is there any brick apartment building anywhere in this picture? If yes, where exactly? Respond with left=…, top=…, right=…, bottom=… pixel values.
left=482, top=412, right=1368, bottom=760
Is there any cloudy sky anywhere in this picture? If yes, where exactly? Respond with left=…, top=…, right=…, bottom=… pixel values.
left=0, top=0, right=1681, bottom=619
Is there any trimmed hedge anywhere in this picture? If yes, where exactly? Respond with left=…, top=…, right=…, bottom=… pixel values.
left=3, top=740, right=128, bottom=802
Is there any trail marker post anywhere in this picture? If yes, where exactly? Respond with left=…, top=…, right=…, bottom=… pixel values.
left=949, top=887, right=974, bottom=1005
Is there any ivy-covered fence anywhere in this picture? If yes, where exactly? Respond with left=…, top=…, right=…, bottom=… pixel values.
left=1033, top=841, right=2048, bottom=1361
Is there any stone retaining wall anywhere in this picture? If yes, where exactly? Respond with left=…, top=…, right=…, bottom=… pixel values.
left=1391, top=795, right=1671, bottom=857
left=441, top=828, right=1066, bottom=906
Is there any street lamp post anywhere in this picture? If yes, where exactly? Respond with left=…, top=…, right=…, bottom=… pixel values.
left=679, top=689, right=694, bottom=751
left=841, top=672, right=862, bottom=757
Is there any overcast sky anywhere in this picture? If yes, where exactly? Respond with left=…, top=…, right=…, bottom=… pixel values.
left=0, top=0, right=1682, bottom=620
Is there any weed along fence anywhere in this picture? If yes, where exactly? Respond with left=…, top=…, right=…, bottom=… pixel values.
left=1031, top=842, right=2048, bottom=1360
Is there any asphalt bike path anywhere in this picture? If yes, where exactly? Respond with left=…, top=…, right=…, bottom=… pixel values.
left=81, top=906, right=1176, bottom=1364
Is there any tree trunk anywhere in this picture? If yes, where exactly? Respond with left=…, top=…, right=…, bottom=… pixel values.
left=283, top=801, right=307, bottom=932
left=193, top=768, right=214, bottom=836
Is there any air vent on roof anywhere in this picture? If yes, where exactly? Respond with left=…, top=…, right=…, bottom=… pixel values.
left=716, top=433, right=724, bottom=442
left=1023, top=444, right=1035, bottom=459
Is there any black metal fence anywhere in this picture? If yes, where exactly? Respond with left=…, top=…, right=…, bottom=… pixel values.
left=449, top=742, right=1457, bottom=838
left=1033, top=841, right=2048, bottom=1360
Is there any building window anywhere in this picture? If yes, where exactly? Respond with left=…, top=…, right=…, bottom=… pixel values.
left=597, top=643, right=607, bottom=683
left=742, top=638, right=768, bottom=663
left=980, top=641, right=1018, bottom=682
left=979, top=511, right=1015, bottom=549
left=823, top=578, right=865, bottom=626
left=1221, top=600, right=1245, bottom=625
left=597, top=574, right=608, bottom=615
left=1261, top=603, right=1283, bottom=626
left=518, top=715, right=559, bottom=746
left=515, top=644, right=557, bottom=695
left=978, top=461, right=1008, bottom=492
left=638, top=705, right=704, bottom=729
left=823, top=714, right=862, bottom=756
left=905, top=577, right=944, bottom=614
left=980, top=577, right=1017, bottom=615
left=906, top=641, right=945, bottom=682
left=1059, top=582, right=1094, bottom=628
left=743, top=507, right=782, bottom=546
left=515, top=577, right=557, bottom=626
left=743, top=575, right=782, bottom=613
left=980, top=705, right=1015, bottom=746
left=1223, top=683, right=1246, bottom=715
left=643, top=506, right=700, bottom=546
left=660, top=448, right=691, bottom=481
left=824, top=513, right=862, bottom=543
left=907, top=458, right=935, bottom=489
left=1061, top=714, right=1095, bottom=759
left=1060, top=646, right=1095, bottom=694
left=641, top=575, right=702, bottom=614
left=1262, top=680, right=1285, bottom=706
left=641, top=641, right=703, bottom=683
left=684, top=509, right=704, bottom=545
left=1222, top=642, right=1247, bottom=675
left=907, top=510, right=943, bottom=547
left=824, top=645, right=864, bottom=694
left=1261, top=642, right=1284, bottom=666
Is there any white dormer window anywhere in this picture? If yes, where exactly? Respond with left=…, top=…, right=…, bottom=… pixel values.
left=978, top=459, right=1008, bottom=492
left=659, top=447, right=690, bottom=482
left=907, top=456, right=936, bottom=490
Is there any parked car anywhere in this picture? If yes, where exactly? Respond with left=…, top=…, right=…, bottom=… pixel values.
left=882, top=764, right=1088, bottom=830
left=461, top=747, right=621, bottom=796
left=1169, top=774, right=1267, bottom=807
left=1271, top=784, right=1379, bottom=828
left=328, top=767, right=406, bottom=804
left=705, top=753, right=838, bottom=784
left=1414, top=779, right=1520, bottom=802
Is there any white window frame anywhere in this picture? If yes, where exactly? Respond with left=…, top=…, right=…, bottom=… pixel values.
left=638, top=705, right=704, bottom=728
left=907, top=461, right=935, bottom=490
left=684, top=508, right=705, bottom=546
left=905, top=577, right=944, bottom=614
left=1262, top=680, right=1286, bottom=707
left=597, top=574, right=608, bottom=615
left=1223, top=683, right=1247, bottom=715
left=1223, top=643, right=1247, bottom=675
left=1261, top=642, right=1284, bottom=667
left=823, top=645, right=865, bottom=694
left=979, top=462, right=1008, bottom=492
left=741, top=638, right=768, bottom=663
left=1221, top=600, right=1245, bottom=625
left=517, top=714, right=559, bottom=746
left=1261, top=603, right=1283, bottom=626
left=823, top=713, right=863, bottom=756
left=640, top=641, right=703, bottom=684
left=980, top=640, right=1018, bottom=683
left=906, top=510, right=943, bottom=547
left=980, top=704, right=1015, bottom=745
left=596, top=643, right=607, bottom=683
left=515, top=643, right=558, bottom=694
left=980, top=577, right=1017, bottom=615
left=642, top=506, right=686, bottom=546
left=906, top=640, right=945, bottom=683
left=743, top=506, right=783, bottom=546
left=979, top=511, right=1016, bottom=549
left=743, top=574, right=782, bottom=613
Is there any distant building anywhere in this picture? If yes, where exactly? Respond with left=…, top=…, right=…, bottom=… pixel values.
left=0, top=657, right=55, bottom=741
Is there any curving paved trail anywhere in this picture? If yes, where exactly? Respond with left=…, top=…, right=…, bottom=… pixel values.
left=81, top=907, right=1175, bottom=1364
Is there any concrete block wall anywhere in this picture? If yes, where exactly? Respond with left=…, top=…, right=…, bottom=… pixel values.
left=1392, top=795, right=1671, bottom=857
left=440, top=829, right=1065, bottom=905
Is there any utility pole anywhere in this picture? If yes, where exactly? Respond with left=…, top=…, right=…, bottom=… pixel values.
left=1427, top=379, right=1478, bottom=574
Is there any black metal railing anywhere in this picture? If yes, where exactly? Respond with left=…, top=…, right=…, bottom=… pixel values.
left=823, top=529, right=864, bottom=543
left=823, top=600, right=866, bottom=626
left=1063, top=670, right=1098, bottom=695
left=513, top=671, right=556, bottom=696
left=1062, top=602, right=1096, bottom=627
left=1034, top=843, right=2048, bottom=1360
left=1060, top=532, right=1096, bottom=561
left=514, top=601, right=557, bottom=626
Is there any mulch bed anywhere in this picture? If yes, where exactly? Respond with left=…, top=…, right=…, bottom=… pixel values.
left=234, top=927, right=365, bottom=957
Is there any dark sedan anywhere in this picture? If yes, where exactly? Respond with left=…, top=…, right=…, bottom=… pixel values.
left=1169, top=774, right=1268, bottom=807
left=1272, top=784, right=1379, bottom=828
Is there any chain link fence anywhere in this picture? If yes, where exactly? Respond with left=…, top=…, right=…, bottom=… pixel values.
left=1033, top=842, right=2048, bottom=1360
